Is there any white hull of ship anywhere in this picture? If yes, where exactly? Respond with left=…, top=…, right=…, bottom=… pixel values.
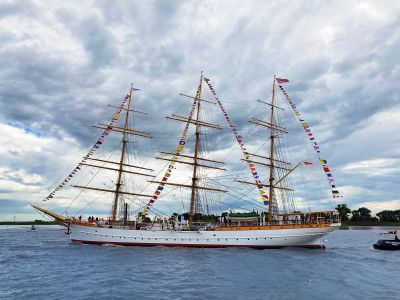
left=69, top=223, right=340, bottom=249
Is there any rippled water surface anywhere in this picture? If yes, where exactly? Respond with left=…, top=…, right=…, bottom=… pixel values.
left=1, top=226, right=399, bottom=300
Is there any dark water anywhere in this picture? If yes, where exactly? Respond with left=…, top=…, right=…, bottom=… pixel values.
left=1, top=226, right=399, bottom=300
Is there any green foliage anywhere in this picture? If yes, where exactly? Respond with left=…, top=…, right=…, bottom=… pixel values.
left=335, top=204, right=400, bottom=225
left=351, top=207, right=376, bottom=222
left=193, top=213, right=218, bottom=222
left=169, top=212, right=218, bottom=222
left=376, top=210, right=400, bottom=223
left=0, top=220, right=58, bottom=225
left=227, top=211, right=259, bottom=217
left=335, top=203, right=351, bottom=222
left=143, top=217, right=152, bottom=223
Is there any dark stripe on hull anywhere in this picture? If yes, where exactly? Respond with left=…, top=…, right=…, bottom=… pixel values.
left=71, top=239, right=325, bottom=249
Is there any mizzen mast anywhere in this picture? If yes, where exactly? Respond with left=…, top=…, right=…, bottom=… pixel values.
left=244, top=76, right=292, bottom=222
left=188, top=74, right=203, bottom=229
left=111, top=84, right=154, bottom=222
left=267, top=76, right=276, bottom=222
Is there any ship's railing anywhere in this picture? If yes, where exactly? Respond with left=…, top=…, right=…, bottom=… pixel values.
left=69, top=215, right=340, bottom=230
left=216, top=216, right=341, bottom=228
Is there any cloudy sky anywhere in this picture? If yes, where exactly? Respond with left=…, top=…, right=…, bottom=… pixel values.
left=1, top=0, right=399, bottom=221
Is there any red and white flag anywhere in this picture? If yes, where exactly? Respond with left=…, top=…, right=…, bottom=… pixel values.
left=276, top=78, right=289, bottom=84
left=303, top=162, right=313, bottom=166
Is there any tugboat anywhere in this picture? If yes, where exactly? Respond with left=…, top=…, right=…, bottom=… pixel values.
left=373, top=230, right=400, bottom=250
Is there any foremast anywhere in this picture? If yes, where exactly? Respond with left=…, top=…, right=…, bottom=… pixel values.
left=72, top=85, right=154, bottom=223
left=112, top=84, right=133, bottom=222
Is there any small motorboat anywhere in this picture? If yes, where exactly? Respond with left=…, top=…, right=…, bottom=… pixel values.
left=28, top=225, right=38, bottom=232
left=373, top=238, right=400, bottom=250
left=380, top=230, right=398, bottom=237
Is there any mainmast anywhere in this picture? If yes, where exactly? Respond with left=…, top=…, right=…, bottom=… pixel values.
left=268, top=76, right=276, bottom=222
left=112, top=84, right=133, bottom=222
left=188, top=74, right=203, bottom=229
left=151, top=75, right=226, bottom=228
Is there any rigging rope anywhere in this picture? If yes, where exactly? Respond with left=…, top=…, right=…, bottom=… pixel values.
left=143, top=83, right=202, bottom=214
left=43, top=94, right=130, bottom=201
left=203, top=76, right=269, bottom=206
left=276, top=79, right=342, bottom=200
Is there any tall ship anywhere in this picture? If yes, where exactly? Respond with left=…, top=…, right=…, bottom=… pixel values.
left=33, top=74, right=341, bottom=249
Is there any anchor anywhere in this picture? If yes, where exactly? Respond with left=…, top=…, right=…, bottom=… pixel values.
left=64, top=222, right=71, bottom=235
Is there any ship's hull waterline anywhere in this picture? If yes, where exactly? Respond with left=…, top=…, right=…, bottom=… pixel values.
left=69, top=223, right=341, bottom=249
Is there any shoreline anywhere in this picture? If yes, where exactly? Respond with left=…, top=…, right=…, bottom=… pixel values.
left=0, top=220, right=58, bottom=225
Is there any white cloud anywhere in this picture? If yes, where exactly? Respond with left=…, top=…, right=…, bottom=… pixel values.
left=0, top=123, right=86, bottom=201
left=342, top=158, right=400, bottom=176
left=356, top=199, right=400, bottom=214
left=339, top=185, right=380, bottom=197
left=333, top=107, right=400, bottom=163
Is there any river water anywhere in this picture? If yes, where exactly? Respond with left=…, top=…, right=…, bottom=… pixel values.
left=0, top=226, right=399, bottom=300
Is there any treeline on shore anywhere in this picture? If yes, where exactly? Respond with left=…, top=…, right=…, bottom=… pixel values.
left=335, top=204, right=400, bottom=226
left=0, top=220, right=58, bottom=225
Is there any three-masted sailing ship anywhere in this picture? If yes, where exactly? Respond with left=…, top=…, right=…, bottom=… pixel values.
left=33, top=75, right=341, bottom=249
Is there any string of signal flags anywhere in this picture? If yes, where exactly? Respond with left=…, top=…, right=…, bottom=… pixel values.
left=43, top=94, right=129, bottom=201
left=276, top=77, right=342, bottom=199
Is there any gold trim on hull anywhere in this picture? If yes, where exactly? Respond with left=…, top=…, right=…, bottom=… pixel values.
left=215, top=223, right=335, bottom=231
